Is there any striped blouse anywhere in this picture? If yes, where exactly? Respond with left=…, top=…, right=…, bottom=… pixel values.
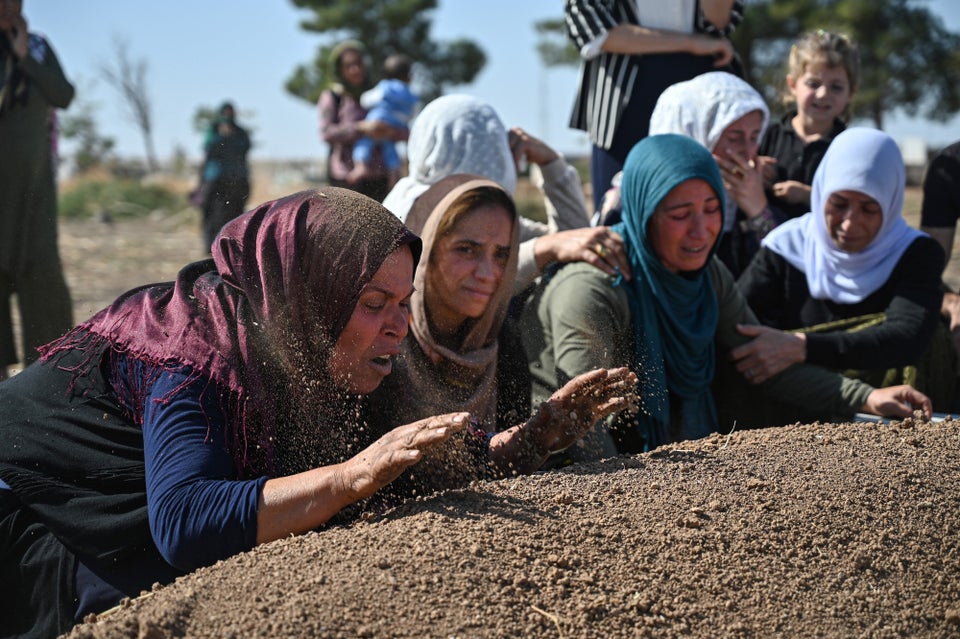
left=565, top=0, right=744, bottom=150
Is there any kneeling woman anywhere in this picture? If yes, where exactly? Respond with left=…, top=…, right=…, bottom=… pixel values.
left=0, top=188, right=634, bottom=639
left=522, top=134, right=931, bottom=455
left=734, top=128, right=953, bottom=409
left=367, top=174, right=637, bottom=482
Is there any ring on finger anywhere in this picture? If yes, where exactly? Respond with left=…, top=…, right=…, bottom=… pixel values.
left=595, top=242, right=609, bottom=258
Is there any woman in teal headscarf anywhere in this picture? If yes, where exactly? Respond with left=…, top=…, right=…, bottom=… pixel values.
left=522, top=134, right=931, bottom=455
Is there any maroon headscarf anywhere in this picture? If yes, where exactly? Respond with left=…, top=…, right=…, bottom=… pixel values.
left=42, top=187, right=420, bottom=476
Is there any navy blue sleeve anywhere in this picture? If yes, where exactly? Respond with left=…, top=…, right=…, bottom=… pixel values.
left=141, top=367, right=267, bottom=571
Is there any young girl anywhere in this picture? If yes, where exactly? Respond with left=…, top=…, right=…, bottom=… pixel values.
left=759, top=30, right=860, bottom=220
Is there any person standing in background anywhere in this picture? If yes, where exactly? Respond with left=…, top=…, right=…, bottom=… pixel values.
left=198, top=101, right=251, bottom=251
left=0, top=0, right=74, bottom=381
left=318, top=40, right=407, bottom=202
left=565, top=0, right=744, bottom=215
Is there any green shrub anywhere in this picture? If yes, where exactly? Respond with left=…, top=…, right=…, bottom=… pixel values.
left=59, top=178, right=184, bottom=220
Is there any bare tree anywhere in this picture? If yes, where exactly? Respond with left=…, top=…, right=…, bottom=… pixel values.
left=100, top=38, right=157, bottom=172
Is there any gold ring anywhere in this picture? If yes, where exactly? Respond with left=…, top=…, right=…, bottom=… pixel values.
left=595, top=243, right=609, bottom=258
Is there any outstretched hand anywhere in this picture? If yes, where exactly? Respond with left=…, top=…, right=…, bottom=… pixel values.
left=340, top=412, right=469, bottom=502
left=489, top=367, right=638, bottom=475
left=862, top=385, right=932, bottom=420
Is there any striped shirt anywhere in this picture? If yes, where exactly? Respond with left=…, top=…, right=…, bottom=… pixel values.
left=565, top=0, right=744, bottom=150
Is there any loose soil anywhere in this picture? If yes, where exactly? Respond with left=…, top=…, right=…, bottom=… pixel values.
left=67, top=420, right=960, bottom=639
left=46, top=187, right=960, bottom=638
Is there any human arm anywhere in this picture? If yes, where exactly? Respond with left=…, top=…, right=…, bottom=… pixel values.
left=487, top=367, right=638, bottom=475
left=12, top=27, right=74, bottom=108
left=509, top=126, right=615, bottom=290
left=318, top=90, right=375, bottom=145
left=771, top=180, right=812, bottom=208
left=142, top=366, right=469, bottom=569
left=600, top=24, right=734, bottom=66
left=802, top=239, right=945, bottom=371
left=256, top=412, right=467, bottom=543
left=714, top=149, right=773, bottom=221
left=511, top=127, right=591, bottom=234
left=734, top=240, right=944, bottom=377
left=711, top=259, right=931, bottom=419
left=565, top=0, right=738, bottom=63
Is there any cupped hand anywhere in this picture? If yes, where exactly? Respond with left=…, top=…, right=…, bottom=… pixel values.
left=531, top=367, right=639, bottom=456
left=534, top=226, right=632, bottom=281
left=862, top=385, right=932, bottom=419
left=730, top=324, right=807, bottom=384
left=339, top=412, right=469, bottom=501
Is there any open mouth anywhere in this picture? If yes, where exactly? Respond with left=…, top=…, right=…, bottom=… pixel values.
left=370, top=354, right=394, bottom=375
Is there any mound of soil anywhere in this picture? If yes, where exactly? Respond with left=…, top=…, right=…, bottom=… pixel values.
left=67, top=418, right=960, bottom=639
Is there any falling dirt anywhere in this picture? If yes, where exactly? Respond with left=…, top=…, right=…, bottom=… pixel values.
left=48, top=190, right=960, bottom=637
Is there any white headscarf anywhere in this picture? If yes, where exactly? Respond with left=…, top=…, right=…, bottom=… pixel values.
left=648, top=71, right=770, bottom=231
left=382, top=94, right=516, bottom=222
left=761, top=127, right=924, bottom=304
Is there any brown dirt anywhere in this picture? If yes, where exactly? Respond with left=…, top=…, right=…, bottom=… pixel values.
left=48, top=185, right=960, bottom=638
left=67, top=419, right=960, bottom=639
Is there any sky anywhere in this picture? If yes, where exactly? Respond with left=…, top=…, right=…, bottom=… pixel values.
left=23, top=0, right=960, bottom=163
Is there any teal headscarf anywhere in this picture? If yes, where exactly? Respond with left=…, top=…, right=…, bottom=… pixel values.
left=610, top=134, right=725, bottom=449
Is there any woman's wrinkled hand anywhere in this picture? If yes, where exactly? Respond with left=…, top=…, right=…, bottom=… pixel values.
left=533, top=226, right=632, bottom=281
left=730, top=324, right=807, bottom=384
left=862, top=385, right=932, bottom=419
left=531, top=367, right=639, bottom=456
left=339, top=412, right=469, bottom=501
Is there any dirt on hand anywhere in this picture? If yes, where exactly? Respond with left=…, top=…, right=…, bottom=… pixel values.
left=66, top=417, right=960, bottom=639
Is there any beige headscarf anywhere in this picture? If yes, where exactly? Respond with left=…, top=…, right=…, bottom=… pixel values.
left=398, top=174, right=520, bottom=430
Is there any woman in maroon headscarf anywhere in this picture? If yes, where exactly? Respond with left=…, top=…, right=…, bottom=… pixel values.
left=0, top=187, right=635, bottom=638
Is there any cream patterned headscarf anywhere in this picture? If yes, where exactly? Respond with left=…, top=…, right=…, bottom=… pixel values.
left=648, top=71, right=770, bottom=231
left=382, top=94, right=516, bottom=222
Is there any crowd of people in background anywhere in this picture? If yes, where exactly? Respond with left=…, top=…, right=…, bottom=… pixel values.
left=3, top=0, right=960, bottom=636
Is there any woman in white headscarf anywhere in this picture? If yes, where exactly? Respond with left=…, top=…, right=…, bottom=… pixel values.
left=383, top=94, right=633, bottom=292
left=733, top=128, right=954, bottom=409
